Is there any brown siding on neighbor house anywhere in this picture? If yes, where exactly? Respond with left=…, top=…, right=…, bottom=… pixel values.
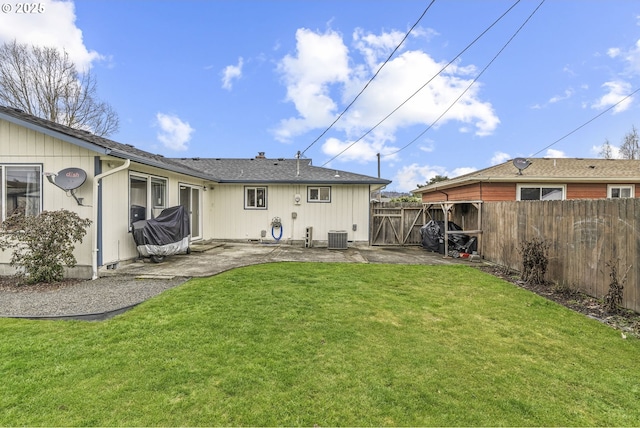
left=421, top=183, right=481, bottom=202
left=566, top=183, right=607, bottom=199
left=421, top=182, right=516, bottom=202
left=481, top=182, right=517, bottom=201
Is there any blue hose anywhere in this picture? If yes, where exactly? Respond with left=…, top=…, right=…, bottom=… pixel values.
left=272, top=225, right=283, bottom=241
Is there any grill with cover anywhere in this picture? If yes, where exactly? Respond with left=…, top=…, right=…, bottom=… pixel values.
left=131, top=205, right=190, bottom=263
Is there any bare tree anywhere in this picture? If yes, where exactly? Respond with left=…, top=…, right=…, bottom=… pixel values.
left=599, top=139, right=613, bottom=159
left=0, top=40, right=118, bottom=137
left=619, top=125, right=640, bottom=160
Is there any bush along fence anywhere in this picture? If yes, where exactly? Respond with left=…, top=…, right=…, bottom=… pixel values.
left=481, top=199, right=640, bottom=312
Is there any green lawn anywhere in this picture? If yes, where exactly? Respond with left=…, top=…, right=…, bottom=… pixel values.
left=1, top=263, right=639, bottom=426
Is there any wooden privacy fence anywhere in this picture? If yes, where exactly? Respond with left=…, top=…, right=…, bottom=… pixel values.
left=370, top=203, right=444, bottom=245
left=482, top=199, right=640, bottom=312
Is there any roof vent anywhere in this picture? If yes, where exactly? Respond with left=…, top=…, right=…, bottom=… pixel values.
left=256, top=152, right=266, bottom=159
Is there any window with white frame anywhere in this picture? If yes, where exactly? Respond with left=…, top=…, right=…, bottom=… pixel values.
left=245, top=186, right=267, bottom=209
left=517, top=184, right=565, bottom=201
left=308, top=186, right=331, bottom=203
left=608, top=185, right=634, bottom=199
left=129, top=173, right=167, bottom=225
left=1, top=165, right=42, bottom=221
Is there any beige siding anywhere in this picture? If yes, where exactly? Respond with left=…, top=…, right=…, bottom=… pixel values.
left=99, top=166, right=131, bottom=265
left=0, top=119, right=97, bottom=275
left=211, top=183, right=371, bottom=243
left=100, top=163, right=214, bottom=265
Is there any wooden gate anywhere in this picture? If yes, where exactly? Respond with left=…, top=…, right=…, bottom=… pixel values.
left=370, top=203, right=432, bottom=245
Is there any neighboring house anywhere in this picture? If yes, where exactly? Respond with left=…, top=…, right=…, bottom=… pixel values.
left=0, top=106, right=390, bottom=279
left=413, top=157, right=640, bottom=203
left=411, top=157, right=640, bottom=255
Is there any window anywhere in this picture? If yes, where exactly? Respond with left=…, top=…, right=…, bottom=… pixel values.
left=308, top=186, right=331, bottom=203
left=245, top=186, right=267, bottom=209
left=517, top=184, right=564, bottom=201
left=608, top=185, right=634, bottom=199
left=1, top=165, right=42, bottom=221
left=151, top=178, right=167, bottom=208
left=129, top=173, right=167, bottom=224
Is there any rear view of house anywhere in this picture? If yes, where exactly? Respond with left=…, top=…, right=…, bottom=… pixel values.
left=0, top=106, right=390, bottom=279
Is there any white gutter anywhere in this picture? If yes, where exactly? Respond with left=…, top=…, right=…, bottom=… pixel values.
left=92, top=159, right=131, bottom=279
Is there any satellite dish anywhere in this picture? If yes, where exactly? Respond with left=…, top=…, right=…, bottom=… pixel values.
left=54, top=168, right=87, bottom=190
left=512, top=158, right=531, bottom=175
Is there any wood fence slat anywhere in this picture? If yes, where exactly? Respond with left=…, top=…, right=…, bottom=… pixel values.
left=481, top=199, right=640, bottom=312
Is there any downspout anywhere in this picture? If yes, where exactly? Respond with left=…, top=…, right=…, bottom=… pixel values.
left=92, top=159, right=131, bottom=279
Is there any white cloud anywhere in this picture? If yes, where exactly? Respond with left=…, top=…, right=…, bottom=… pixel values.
left=621, top=39, right=640, bottom=74
left=545, top=149, right=566, bottom=158
left=607, top=47, right=621, bottom=58
left=352, top=27, right=407, bottom=70
left=274, top=26, right=500, bottom=162
left=0, top=0, right=103, bottom=70
left=221, top=57, right=243, bottom=90
left=491, top=151, right=511, bottom=165
left=273, top=28, right=350, bottom=141
left=549, top=88, right=574, bottom=104
left=451, top=167, right=476, bottom=177
left=419, top=141, right=435, bottom=153
left=321, top=136, right=399, bottom=163
left=592, top=80, right=633, bottom=113
left=393, top=163, right=448, bottom=191
left=155, top=113, right=194, bottom=151
left=392, top=163, right=477, bottom=192
left=607, top=38, right=640, bottom=77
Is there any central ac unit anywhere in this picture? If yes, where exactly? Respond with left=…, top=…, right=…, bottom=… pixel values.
left=328, top=230, right=348, bottom=250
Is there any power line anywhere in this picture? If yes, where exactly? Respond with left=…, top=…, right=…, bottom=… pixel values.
left=385, top=0, right=545, bottom=158
left=530, top=87, right=640, bottom=157
left=321, top=0, right=522, bottom=167
left=299, top=0, right=437, bottom=157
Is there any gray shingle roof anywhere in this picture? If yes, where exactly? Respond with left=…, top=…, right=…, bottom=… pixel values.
left=0, top=105, right=391, bottom=186
left=414, top=157, right=640, bottom=193
left=172, top=157, right=391, bottom=185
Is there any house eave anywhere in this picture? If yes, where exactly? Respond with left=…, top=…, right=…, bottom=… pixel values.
left=107, top=149, right=217, bottom=182
left=0, top=109, right=112, bottom=156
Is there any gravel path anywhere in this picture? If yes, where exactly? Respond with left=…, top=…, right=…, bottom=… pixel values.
left=0, top=275, right=189, bottom=320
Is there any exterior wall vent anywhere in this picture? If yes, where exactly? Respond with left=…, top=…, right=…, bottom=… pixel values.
left=327, top=230, right=348, bottom=250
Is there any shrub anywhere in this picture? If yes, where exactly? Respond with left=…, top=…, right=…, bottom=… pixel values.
left=604, top=259, right=630, bottom=314
left=0, top=210, right=92, bottom=283
left=518, top=237, right=550, bottom=285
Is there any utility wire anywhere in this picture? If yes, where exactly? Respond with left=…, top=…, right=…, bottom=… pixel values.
left=530, top=87, right=640, bottom=157
left=385, top=0, right=544, bottom=158
left=321, top=0, right=522, bottom=167
left=299, top=0, right=436, bottom=157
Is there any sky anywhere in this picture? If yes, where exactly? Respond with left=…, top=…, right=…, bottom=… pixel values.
left=2, top=0, right=640, bottom=192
